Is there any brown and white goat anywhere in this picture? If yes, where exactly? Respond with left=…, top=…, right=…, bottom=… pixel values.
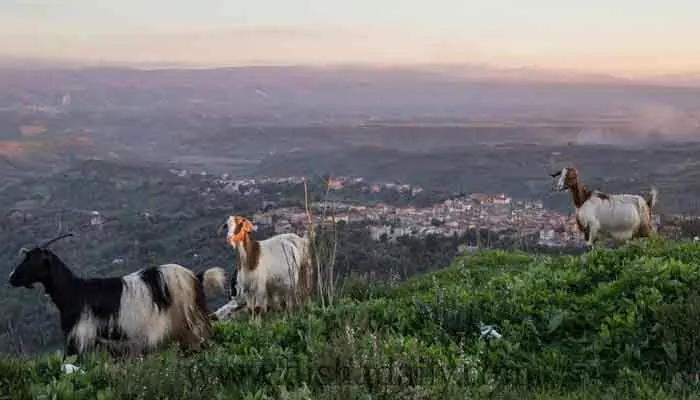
left=213, top=215, right=313, bottom=321
left=551, top=167, right=658, bottom=247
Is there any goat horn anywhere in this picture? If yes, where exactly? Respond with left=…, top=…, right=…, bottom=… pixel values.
left=550, top=171, right=562, bottom=178
left=41, top=233, right=74, bottom=248
left=216, top=222, right=228, bottom=235
left=18, top=247, right=29, bottom=257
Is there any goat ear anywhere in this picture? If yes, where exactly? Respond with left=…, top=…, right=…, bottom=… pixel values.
left=217, top=222, right=228, bottom=235
left=550, top=171, right=561, bottom=178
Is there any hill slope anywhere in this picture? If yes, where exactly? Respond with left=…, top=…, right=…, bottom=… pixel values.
left=3, top=239, right=700, bottom=399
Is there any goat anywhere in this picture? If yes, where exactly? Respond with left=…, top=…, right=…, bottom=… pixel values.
left=213, top=215, right=313, bottom=321
left=208, top=264, right=242, bottom=321
left=550, top=167, right=658, bottom=247
left=8, top=233, right=227, bottom=357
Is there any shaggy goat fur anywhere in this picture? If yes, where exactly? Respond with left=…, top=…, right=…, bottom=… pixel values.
left=9, top=235, right=226, bottom=357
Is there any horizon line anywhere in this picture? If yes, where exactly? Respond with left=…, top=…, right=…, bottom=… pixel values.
left=1, top=55, right=699, bottom=83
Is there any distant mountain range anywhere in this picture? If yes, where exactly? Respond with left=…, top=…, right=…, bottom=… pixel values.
left=1, top=56, right=699, bottom=86
left=2, top=62, right=700, bottom=116
left=644, top=72, right=700, bottom=87
left=0, top=59, right=698, bottom=176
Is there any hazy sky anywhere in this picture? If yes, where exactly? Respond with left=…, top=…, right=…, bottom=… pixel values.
left=1, top=0, right=699, bottom=75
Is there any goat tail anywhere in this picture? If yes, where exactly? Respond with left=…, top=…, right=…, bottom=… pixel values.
left=197, top=267, right=227, bottom=297
left=645, top=186, right=658, bottom=210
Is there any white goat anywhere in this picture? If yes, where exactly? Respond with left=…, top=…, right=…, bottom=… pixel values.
left=551, top=167, right=658, bottom=247
left=214, top=216, right=312, bottom=321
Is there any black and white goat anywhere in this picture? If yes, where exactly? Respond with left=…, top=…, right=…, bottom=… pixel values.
left=551, top=167, right=658, bottom=247
left=8, top=233, right=227, bottom=357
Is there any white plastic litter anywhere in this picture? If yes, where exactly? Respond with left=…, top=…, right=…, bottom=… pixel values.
left=213, top=298, right=243, bottom=320
left=479, top=322, right=502, bottom=339
left=61, top=363, right=85, bottom=375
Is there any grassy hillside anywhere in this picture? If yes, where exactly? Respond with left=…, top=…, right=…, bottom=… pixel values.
left=3, top=238, right=700, bottom=399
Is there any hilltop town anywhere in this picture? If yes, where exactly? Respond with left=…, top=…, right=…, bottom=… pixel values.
left=166, top=168, right=622, bottom=248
